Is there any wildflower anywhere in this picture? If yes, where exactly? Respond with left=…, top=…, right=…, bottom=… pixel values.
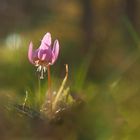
left=28, top=32, right=59, bottom=79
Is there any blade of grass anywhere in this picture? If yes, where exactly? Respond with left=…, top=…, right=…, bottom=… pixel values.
left=52, top=64, right=68, bottom=111
left=73, top=48, right=93, bottom=91
left=123, top=16, right=140, bottom=46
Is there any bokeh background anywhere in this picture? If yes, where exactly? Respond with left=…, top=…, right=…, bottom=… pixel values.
left=0, top=0, right=140, bottom=139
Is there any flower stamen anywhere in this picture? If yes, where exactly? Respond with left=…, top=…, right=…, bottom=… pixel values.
left=36, top=65, right=47, bottom=79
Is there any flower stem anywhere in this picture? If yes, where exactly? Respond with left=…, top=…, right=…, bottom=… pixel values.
left=47, top=65, right=52, bottom=113
left=38, top=75, right=41, bottom=106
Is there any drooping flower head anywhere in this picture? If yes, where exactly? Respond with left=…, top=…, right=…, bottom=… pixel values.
left=28, top=32, right=59, bottom=79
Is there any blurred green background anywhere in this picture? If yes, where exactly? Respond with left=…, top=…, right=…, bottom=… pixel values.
left=0, top=0, right=140, bottom=139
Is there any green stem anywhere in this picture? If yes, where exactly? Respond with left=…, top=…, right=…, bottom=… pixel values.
left=47, top=65, right=52, bottom=113
left=38, top=75, right=41, bottom=106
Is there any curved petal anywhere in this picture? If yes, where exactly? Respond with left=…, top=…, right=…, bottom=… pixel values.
left=28, top=42, right=34, bottom=64
left=39, top=43, right=49, bottom=50
left=32, top=49, right=39, bottom=61
left=40, top=32, right=52, bottom=49
left=38, top=48, right=52, bottom=62
left=51, top=40, right=59, bottom=65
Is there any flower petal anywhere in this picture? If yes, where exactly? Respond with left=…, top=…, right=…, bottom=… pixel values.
left=33, top=49, right=39, bottom=60
left=28, top=42, right=34, bottom=64
left=41, top=32, right=52, bottom=49
left=38, top=48, right=52, bottom=62
left=39, top=43, right=49, bottom=51
left=51, top=40, right=59, bottom=65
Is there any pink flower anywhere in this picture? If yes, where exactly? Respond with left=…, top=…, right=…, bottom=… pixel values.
left=28, top=32, right=59, bottom=79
